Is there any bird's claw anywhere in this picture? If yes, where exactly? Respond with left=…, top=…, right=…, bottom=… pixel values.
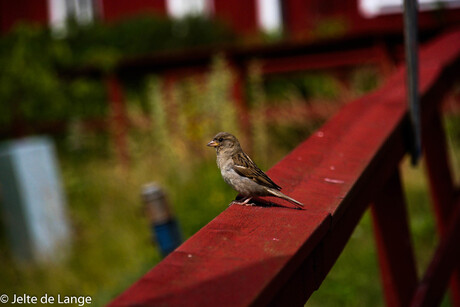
left=230, top=201, right=255, bottom=207
left=230, top=197, right=254, bottom=207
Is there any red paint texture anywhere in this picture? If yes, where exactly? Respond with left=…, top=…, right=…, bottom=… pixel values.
left=0, top=0, right=48, bottom=33
left=100, top=0, right=166, bottom=22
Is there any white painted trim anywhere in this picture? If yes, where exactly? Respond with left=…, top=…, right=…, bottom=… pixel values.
left=359, top=0, right=460, bottom=18
left=256, top=0, right=283, bottom=33
left=166, top=0, right=211, bottom=18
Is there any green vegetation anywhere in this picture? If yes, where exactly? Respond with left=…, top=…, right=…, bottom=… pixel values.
left=0, top=54, right=330, bottom=304
left=0, top=16, right=234, bottom=132
left=1, top=16, right=458, bottom=306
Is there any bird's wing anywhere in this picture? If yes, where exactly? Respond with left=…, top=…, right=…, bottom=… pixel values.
left=232, top=152, right=281, bottom=190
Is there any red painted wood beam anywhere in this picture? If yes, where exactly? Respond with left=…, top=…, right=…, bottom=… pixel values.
left=271, top=132, right=408, bottom=305
left=372, top=170, right=418, bottom=306
left=423, top=108, right=456, bottom=235
left=67, top=32, right=412, bottom=79
left=411, top=196, right=460, bottom=307
left=423, top=107, right=460, bottom=305
left=260, top=45, right=389, bottom=75
left=109, top=30, right=460, bottom=307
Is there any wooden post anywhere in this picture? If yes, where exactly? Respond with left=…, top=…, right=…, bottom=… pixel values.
left=231, top=65, right=252, bottom=151
left=105, top=74, right=129, bottom=167
left=411, top=198, right=460, bottom=307
left=423, top=107, right=460, bottom=306
left=371, top=170, right=418, bottom=306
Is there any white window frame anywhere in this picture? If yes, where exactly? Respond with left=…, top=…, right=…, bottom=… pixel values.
left=48, top=0, right=96, bottom=35
left=256, top=0, right=283, bottom=34
left=359, top=0, right=460, bottom=18
left=166, top=0, right=212, bottom=19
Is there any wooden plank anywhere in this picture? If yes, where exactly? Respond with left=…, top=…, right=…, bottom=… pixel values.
left=66, top=32, right=408, bottom=79
left=262, top=64, right=409, bottom=221
left=110, top=207, right=331, bottom=307
left=109, top=30, right=460, bottom=307
left=371, top=170, right=418, bottom=306
left=261, top=47, right=387, bottom=75
left=262, top=126, right=408, bottom=306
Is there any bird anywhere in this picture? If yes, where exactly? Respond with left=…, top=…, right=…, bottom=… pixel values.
left=207, top=132, right=304, bottom=208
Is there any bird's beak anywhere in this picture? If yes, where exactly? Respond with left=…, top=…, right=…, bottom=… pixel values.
left=207, top=140, right=219, bottom=147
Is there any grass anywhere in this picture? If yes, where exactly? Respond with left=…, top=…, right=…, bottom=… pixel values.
left=0, top=64, right=457, bottom=306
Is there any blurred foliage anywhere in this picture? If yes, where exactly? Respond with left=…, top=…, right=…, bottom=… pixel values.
left=263, top=73, right=342, bottom=103
left=311, top=17, right=349, bottom=40
left=62, top=15, right=235, bottom=69
left=0, top=15, right=234, bottom=134
left=1, top=13, right=457, bottom=305
left=0, top=24, right=91, bottom=127
left=350, top=66, right=381, bottom=95
left=248, top=61, right=270, bottom=167
left=444, top=111, right=460, bottom=185
left=136, top=56, right=241, bottom=176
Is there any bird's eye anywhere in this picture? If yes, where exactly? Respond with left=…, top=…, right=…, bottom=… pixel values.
left=218, top=137, right=223, bottom=142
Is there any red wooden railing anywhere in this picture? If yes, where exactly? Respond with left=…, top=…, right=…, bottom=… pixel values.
left=108, top=28, right=460, bottom=306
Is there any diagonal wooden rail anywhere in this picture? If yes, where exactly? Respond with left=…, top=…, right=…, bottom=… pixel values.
left=109, top=29, right=460, bottom=306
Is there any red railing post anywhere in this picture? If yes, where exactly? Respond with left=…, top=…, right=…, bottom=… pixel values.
left=411, top=197, right=460, bottom=307
left=105, top=74, right=129, bottom=167
left=371, top=169, right=418, bottom=306
left=230, top=64, right=252, bottom=150
left=423, top=107, right=460, bottom=306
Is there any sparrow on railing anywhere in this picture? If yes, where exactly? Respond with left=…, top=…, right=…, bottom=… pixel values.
left=207, top=132, right=304, bottom=208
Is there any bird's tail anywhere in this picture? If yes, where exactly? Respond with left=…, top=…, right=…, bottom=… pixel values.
left=268, top=189, right=304, bottom=208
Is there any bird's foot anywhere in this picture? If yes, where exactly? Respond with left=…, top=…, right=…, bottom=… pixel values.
left=230, top=197, right=254, bottom=207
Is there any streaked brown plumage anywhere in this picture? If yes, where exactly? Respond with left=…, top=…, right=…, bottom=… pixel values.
left=207, top=132, right=304, bottom=208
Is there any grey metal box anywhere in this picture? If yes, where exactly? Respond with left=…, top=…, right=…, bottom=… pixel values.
left=0, top=136, right=70, bottom=263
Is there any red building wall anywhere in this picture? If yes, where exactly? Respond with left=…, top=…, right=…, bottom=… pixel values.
left=2, top=0, right=459, bottom=39
left=0, top=0, right=48, bottom=34
left=213, top=1, right=258, bottom=35
left=282, top=0, right=314, bottom=38
left=100, top=0, right=166, bottom=22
